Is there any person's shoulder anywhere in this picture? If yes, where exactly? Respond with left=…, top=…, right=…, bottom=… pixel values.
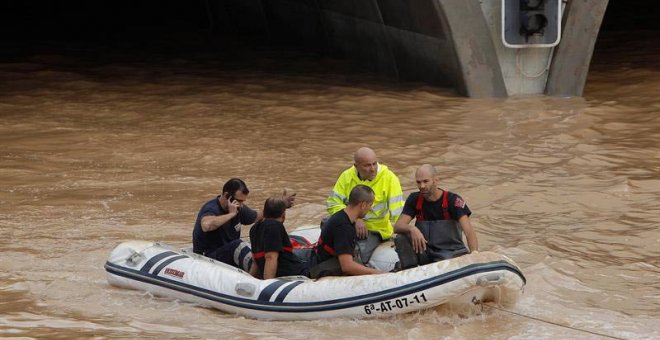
left=446, top=190, right=462, bottom=199
left=263, top=219, right=285, bottom=229
left=326, top=210, right=349, bottom=226
left=378, top=164, right=402, bottom=181
left=326, top=210, right=343, bottom=223
left=260, top=219, right=285, bottom=235
left=447, top=191, right=468, bottom=208
left=239, top=204, right=257, bottom=219
left=407, top=191, right=420, bottom=201
left=336, top=212, right=353, bottom=229
left=199, top=197, right=221, bottom=213
left=249, top=220, right=260, bottom=235
left=337, top=165, right=357, bottom=180
left=202, top=197, right=218, bottom=207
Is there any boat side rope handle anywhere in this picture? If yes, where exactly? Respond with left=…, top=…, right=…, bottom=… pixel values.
left=126, top=250, right=145, bottom=267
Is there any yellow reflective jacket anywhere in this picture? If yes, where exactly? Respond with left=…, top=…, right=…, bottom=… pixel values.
left=326, top=164, right=404, bottom=240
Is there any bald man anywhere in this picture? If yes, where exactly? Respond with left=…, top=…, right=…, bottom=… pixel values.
left=393, top=164, right=478, bottom=269
left=326, top=147, right=404, bottom=264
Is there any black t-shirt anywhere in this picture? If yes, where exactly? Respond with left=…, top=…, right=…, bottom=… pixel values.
left=401, top=191, right=472, bottom=221
left=192, top=196, right=257, bottom=255
left=249, top=219, right=307, bottom=277
left=316, top=210, right=356, bottom=263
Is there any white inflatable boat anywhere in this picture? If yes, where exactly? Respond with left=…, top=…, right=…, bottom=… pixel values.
left=105, top=230, right=526, bottom=320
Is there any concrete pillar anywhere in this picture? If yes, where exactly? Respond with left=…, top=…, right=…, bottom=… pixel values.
left=480, top=0, right=557, bottom=96
left=546, top=0, right=609, bottom=96
left=434, top=0, right=507, bottom=97
left=213, top=0, right=608, bottom=98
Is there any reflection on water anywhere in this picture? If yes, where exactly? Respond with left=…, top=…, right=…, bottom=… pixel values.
left=1, top=31, right=659, bottom=338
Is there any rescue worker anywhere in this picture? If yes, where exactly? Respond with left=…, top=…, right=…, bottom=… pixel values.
left=249, top=196, right=310, bottom=279
left=313, top=185, right=383, bottom=278
left=326, top=147, right=404, bottom=264
left=393, top=164, right=479, bottom=269
left=192, top=178, right=295, bottom=273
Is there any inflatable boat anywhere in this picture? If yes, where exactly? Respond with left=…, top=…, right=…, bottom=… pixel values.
left=105, top=229, right=526, bottom=320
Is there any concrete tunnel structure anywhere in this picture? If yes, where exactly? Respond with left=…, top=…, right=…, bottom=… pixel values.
left=211, top=0, right=609, bottom=98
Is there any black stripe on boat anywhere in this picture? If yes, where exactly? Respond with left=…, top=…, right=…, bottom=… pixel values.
left=257, top=280, right=288, bottom=301
left=153, top=255, right=189, bottom=275
left=105, top=259, right=525, bottom=313
left=139, top=251, right=178, bottom=273
left=274, top=281, right=304, bottom=303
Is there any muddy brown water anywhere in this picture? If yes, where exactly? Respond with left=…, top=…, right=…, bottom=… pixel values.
left=1, top=32, right=658, bottom=339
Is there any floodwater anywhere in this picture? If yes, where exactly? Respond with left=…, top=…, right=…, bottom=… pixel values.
left=1, top=31, right=658, bottom=339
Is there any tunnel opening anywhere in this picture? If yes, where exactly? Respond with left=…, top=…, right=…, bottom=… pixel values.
left=0, top=0, right=658, bottom=92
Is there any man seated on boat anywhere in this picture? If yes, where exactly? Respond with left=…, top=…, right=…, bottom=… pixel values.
left=249, top=197, right=311, bottom=279
left=393, top=164, right=479, bottom=270
left=326, top=147, right=404, bottom=265
left=313, top=185, right=384, bottom=278
left=192, top=178, right=295, bottom=273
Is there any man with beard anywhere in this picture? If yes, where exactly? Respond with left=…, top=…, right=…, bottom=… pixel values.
left=313, top=185, right=384, bottom=278
left=393, top=164, right=479, bottom=269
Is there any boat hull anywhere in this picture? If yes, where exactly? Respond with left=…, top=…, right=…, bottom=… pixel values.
left=105, top=240, right=525, bottom=320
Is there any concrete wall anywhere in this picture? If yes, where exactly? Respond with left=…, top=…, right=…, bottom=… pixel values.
left=215, top=0, right=269, bottom=38
left=480, top=0, right=556, bottom=95
left=546, top=0, right=609, bottom=96
left=214, top=0, right=607, bottom=98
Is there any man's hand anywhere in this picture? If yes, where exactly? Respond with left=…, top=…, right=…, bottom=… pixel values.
left=355, top=218, right=368, bottom=239
left=283, top=188, right=296, bottom=208
left=227, top=197, right=240, bottom=215
left=409, top=227, right=427, bottom=253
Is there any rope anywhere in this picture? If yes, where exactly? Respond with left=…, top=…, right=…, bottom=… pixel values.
left=238, top=223, right=625, bottom=340
left=515, top=46, right=555, bottom=78
left=476, top=301, right=626, bottom=340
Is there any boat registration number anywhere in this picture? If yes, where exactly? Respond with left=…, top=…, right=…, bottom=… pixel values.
left=363, top=293, right=428, bottom=315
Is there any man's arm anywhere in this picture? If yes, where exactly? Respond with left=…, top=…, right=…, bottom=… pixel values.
left=249, top=261, right=259, bottom=278
left=201, top=199, right=240, bottom=232
left=458, top=215, right=479, bottom=252
left=337, top=254, right=382, bottom=276
left=250, top=188, right=295, bottom=224
left=387, top=174, right=405, bottom=225
left=326, top=175, right=348, bottom=215
left=201, top=212, right=237, bottom=232
left=263, top=251, right=279, bottom=279
left=250, top=189, right=295, bottom=225
left=394, top=214, right=427, bottom=253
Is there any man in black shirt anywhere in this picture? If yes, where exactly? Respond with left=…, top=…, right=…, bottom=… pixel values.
left=249, top=197, right=309, bottom=279
left=394, top=164, right=479, bottom=268
left=313, top=185, right=383, bottom=278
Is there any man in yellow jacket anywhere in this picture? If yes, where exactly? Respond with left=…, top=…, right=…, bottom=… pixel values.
left=326, top=147, right=404, bottom=264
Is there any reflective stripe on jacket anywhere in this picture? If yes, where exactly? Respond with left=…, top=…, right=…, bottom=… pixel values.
left=326, top=164, right=404, bottom=240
